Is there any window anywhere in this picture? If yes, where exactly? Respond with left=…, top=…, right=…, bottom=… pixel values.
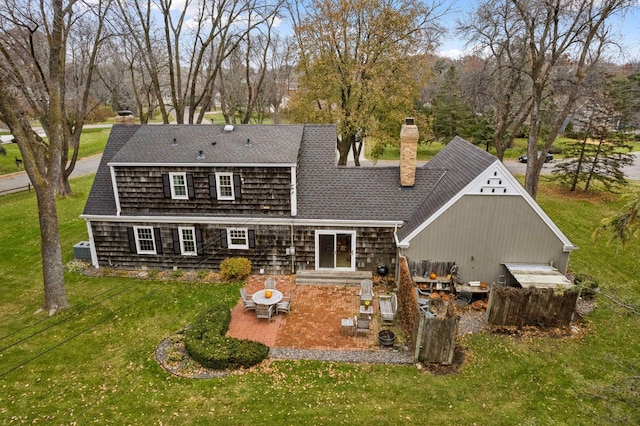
left=216, top=172, right=235, bottom=200
left=135, top=226, right=157, bottom=254
left=179, top=227, right=197, bottom=255
left=169, top=173, right=188, bottom=199
left=163, top=173, right=194, bottom=199
left=227, top=228, right=248, bottom=249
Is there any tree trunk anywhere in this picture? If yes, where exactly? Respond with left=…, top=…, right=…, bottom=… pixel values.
left=36, top=184, right=68, bottom=313
left=337, top=134, right=352, bottom=166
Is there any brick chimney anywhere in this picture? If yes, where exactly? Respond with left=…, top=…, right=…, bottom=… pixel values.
left=114, top=110, right=135, bottom=125
left=400, top=117, right=419, bottom=187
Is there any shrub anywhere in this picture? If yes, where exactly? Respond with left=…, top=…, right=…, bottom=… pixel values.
left=184, top=307, right=269, bottom=370
left=184, top=306, right=269, bottom=370
left=219, top=257, right=252, bottom=281
left=574, top=274, right=599, bottom=300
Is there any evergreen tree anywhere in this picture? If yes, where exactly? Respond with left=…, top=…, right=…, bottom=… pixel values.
left=430, top=66, right=474, bottom=141
left=554, top=99, right=634, bottom=192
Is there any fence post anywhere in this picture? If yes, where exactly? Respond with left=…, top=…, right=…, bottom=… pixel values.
left=413, top=312, right=425, bottom=363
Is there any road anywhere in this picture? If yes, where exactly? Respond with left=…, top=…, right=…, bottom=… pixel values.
left=0, top=154, right=102, bottom=196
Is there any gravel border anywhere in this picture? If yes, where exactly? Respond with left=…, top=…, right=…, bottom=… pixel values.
left=269, top=347, right=413, bottom=364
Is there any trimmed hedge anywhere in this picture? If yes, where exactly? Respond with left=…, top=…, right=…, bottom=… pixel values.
left=184, top=306, right=269, bottom=370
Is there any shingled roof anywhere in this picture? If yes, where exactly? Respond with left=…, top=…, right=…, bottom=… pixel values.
left=109, top=124, right=303, bottom=165
left=83, top=125, right=495, bottom=228
left=395, top=136, right=498, bottom=241
left=83, top=124, right=140, bottom=216
left=294, top=125, right=444, bottom=222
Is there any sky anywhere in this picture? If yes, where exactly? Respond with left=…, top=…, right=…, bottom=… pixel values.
left=436, top=0, right=640, bottom=63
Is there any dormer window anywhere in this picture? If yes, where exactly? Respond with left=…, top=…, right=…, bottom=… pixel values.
left=169, top=173, right=188, bottom=199
left=215, top=172, right=235, bottom=200
left=162, top=173, right=194, bottom=200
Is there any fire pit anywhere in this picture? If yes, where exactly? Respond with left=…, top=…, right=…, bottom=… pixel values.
left=378, top=329, right=396, bottom=347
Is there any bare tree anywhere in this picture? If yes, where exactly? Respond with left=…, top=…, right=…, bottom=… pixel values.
left=460, top=0, right=633, bottom=198
left=0, top=0, right=110, bottom=313
left=115, top=0, right=284, bottom=125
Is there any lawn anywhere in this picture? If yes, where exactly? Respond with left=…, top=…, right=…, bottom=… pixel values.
left=0, top=127, right=111, bottom=176
left=0, top=176, right=639, bottom=424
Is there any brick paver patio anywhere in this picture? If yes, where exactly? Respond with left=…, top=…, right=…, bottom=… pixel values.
left=227, top=275, right=389, bottom=350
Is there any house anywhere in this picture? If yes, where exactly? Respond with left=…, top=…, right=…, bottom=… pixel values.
left=81, top=120, right=576, bottom=286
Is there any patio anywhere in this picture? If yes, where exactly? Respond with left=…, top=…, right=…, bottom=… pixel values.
left=227, top=275, right=394, bottom=351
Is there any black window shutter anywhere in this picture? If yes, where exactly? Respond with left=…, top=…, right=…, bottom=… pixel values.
left=162, top=174, right=171, bottom=198
left=154, top=228, right=163, bottom=254
left=187, top=174, right=195, bottom=198
left=196, top=228, right=204, bottom=255
left=233, top=174, right=242, bottom=199
left=248, top=229, right=256, bottom=249
left=220, top=229, right=228, bottom=248
left=208, top=174, right=217, bottom=199
left=127, top=227, right=137, bottom=253
left=172, top=228, right=181, bottom=254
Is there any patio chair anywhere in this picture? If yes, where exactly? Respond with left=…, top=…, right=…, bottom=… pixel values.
left=355, top=315, right=370, bottom=336
left=497, top=274, right=507, bottom=287
left=379, top=292, right=397, bottom=325
left=240, top=288, right=256, bottom=312
left=359, top=279, right=374, bottom=303
left=276, top=291, right=292, bottom=315
left=264, top=277, right=277, bottom=289
left=415, top=288, right=429, bottom=306
left=255, top=304, right=273, bottom=322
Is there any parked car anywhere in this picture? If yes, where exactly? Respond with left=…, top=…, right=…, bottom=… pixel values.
left=519, top=151, right=553, bottom=163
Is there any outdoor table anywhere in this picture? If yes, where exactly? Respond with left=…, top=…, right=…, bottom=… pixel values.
left=454, top=284, right=489, bottom=294
left=252, top=289, right=283, bottom=306
left=341, top=318, right=354, bottom=336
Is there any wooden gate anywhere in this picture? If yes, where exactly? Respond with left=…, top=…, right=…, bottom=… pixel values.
left=413, top=313, right=459, bottom=364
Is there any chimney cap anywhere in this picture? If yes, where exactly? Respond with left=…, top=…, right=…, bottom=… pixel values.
left=405, top=117, right=415, bottom=125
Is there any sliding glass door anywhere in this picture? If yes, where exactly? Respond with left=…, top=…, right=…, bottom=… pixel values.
left=316, top=231, right=355, bottom=270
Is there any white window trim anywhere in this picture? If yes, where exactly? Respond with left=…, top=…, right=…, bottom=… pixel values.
left=178, top=226, right=197, bottom=256
left=134, top=226, right=157, bottom=254
left=169, top=172, right=189, bottom=200
left=215, top=172, right=235, bottom=201
left=227, top=227, right=248, bottom=250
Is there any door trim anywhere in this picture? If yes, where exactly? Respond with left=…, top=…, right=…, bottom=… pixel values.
left=314, top=230, right=356, bottom=271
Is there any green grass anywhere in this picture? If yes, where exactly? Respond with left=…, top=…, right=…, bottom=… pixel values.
left=0, top=177, right=639, bottom=424
left=0, top=128, right=110, bottom=176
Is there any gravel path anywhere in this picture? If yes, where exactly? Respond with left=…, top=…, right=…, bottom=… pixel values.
left=269, top=347, right=413, bottom=364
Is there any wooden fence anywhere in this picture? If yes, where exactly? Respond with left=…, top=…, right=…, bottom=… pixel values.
left=399, top=256, right=459, bottom=364
left=485, top=286, right=579, bottom=327
left=407, top=259, right=456, bottom=278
